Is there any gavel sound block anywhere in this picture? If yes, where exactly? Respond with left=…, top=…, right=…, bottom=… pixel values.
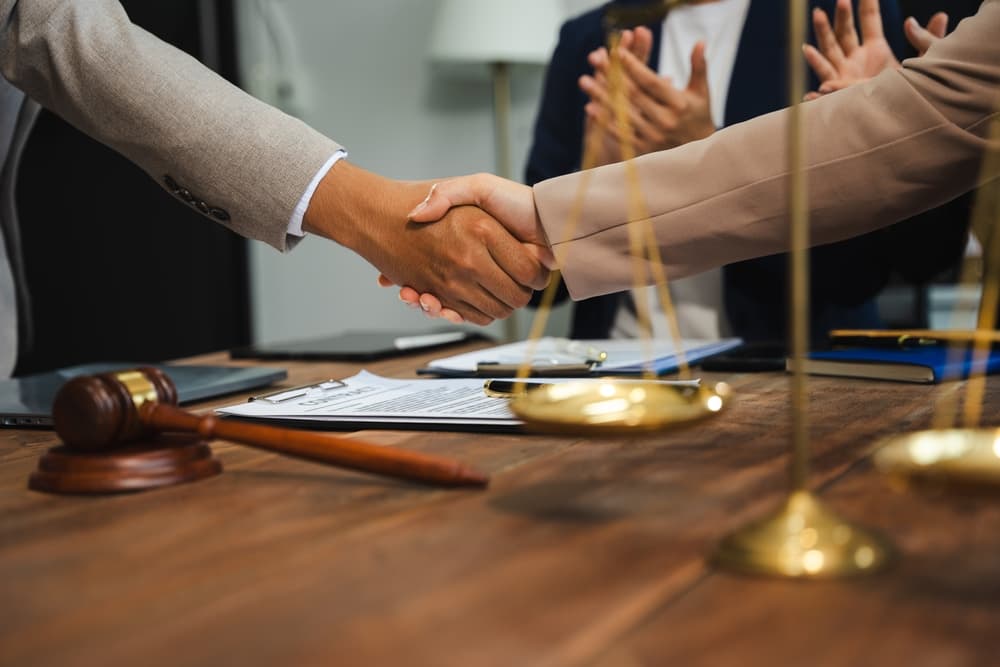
left=29, top=367, right=488, bottom=494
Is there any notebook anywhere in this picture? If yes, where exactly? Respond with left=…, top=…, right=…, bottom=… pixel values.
left=797, top=346, right=1000, bottom=384
left=0, top=362, right=287, bottom=427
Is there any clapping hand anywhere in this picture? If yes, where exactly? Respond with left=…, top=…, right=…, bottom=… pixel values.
left=803, top=0, right=948, bottom=100
left=580, top=27, right=715, bottom=166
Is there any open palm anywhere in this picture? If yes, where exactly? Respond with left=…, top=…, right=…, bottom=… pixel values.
left=803, top=0, right=899, bottom=91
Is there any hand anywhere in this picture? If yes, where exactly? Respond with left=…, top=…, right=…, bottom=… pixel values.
left=303, top=162, right=549, bottom=326
left=579, top=28, right=654, bottom=167
left=580, top=28, right=714, bottom=164
left=903, top=12, right=948, bottom=56
left=377, top=174, right=553, bottom=323
left=802, top=0, right=900, bottom=99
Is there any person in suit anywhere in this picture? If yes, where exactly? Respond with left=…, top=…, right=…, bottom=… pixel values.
left=520, top=0, right=968, bottom=345
left=0, top=0, right=552, bottom=377
left=396, top=1, right=998, bottom=319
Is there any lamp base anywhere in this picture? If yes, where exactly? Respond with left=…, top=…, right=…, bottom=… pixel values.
left=712, top=490, right=893, bottom=578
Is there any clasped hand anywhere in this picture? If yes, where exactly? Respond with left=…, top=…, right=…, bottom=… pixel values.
left=375, top=174, right=551, bottom=324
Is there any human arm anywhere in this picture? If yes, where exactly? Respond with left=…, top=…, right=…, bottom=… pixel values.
left=535, top=1, right=1000, bottom=300
left=0, top=0, right=550, bottom=324
left=401, top=3, right=999, bottom=310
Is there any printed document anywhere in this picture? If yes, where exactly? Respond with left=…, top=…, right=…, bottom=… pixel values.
left=215, top=371, right=699, bottom=431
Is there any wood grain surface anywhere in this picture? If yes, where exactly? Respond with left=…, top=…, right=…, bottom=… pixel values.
left=2, top=345, right=999, bottom=667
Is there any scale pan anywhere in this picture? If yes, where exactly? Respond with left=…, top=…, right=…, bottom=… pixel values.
left=874, top=428, right=1000, bottom=493
left=509, top=379, right=730, bottom=435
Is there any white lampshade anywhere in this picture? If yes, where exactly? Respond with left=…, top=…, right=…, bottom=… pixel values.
left=429, top=0, right=563, bottom=65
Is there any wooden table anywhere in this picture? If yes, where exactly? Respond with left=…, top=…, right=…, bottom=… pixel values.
left=2, top=347, right=1000, bottom=666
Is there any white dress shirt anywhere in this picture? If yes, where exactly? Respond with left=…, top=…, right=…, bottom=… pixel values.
left=611, top=0, right=751, bottom=341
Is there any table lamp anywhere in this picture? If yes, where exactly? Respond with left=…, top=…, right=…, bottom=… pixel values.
left=429, top=0, right=561, bottom=340
left=429, top=0, right=560, bottom=181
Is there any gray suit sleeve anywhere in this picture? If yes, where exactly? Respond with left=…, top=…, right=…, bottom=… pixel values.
left=0, top=0, right=342, bottom=250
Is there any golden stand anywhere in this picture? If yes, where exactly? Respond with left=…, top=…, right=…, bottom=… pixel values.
left=871, top=113, right=1000, bottom=495
left=713, top=491, right=892, bottom=577
left=711, top=0, right=892, bottom=578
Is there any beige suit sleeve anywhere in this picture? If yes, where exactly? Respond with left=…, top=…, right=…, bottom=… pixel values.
left=0, top=0, right=341, bottom=251
left=534, top=0, right=1000, bottom=301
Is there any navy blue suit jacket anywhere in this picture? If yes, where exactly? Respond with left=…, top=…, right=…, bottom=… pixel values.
left=525, top=0, right=970, bottom=344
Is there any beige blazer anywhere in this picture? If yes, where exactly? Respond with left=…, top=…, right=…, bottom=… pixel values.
left=534, top=0, right=1000, bottom=301
left=0, top=0, right=341, bottom=252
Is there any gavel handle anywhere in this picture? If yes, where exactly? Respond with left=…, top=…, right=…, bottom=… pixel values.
left=139, top=403, right=488, bottom=487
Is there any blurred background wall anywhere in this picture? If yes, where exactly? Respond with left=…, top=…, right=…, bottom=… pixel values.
left=236, top=0, right=603, bottom=343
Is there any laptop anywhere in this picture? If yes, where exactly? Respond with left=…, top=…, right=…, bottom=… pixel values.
left=0, top=362, right=287, bottom=427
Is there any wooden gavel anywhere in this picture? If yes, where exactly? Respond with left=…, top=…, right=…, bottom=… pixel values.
left=52, top=367, right=488, bottom=487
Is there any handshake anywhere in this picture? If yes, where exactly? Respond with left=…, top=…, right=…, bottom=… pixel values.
left=382, top=175, right=555, bottom=325
left=301, top=161, right=556, bottom=327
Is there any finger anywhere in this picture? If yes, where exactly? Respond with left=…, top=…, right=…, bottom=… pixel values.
left=622, top=100, right=664, bottom=153
left=452, top=300, right=497, bottom=327
left=399, top=285, right=421, bottom=306
left=618, top=46, right=685, bottom=108
left=803, top=91, right=823, bottom=101
left=812, top=7, right=846, bottom=69
left=417, top=292, right=443, bottom=315
left=858, top=0, right=885, bottom=44
left=440, top=308, right=464, bottom=325
left=687, top=41, right=709, bottom=96
left=632, top=26, right=654, bottom=64
left=817, top=79, right=852, bottom=94
left=833, top=0, right=859, bottom=54
left=617, top=29, right=634, bottom=53
left=579, top=74, right=612, bottom=108
left=903, top=17, right=932, bottom=55
left=625, top=90, right=671, bottom=141
left=587, top=46, right=609, bottom=72
left=802, top=44, right=839, bottom=82
left=927, top=12, right=948, bottom=38
left=486, top=230, right=550, bottom=292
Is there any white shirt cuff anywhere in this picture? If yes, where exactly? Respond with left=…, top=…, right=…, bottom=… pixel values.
left=287, top=149, right=347, bottom=237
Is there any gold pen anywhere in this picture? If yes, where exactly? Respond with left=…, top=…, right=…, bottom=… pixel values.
left=561, top=340, right=608, bottom=364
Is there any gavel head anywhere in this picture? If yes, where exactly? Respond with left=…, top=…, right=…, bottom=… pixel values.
left=52, top=367, right=178, bottom=452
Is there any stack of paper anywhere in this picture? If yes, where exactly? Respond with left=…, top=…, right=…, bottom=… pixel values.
left=216, top=371, right=698, bottom=432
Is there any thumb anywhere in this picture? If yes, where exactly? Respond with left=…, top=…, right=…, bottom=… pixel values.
left=524, top=243, right=557, bottom=271
left=904, top=16, right=943, bottom=56
left=407, top=177, right=483, bottom=223
left=927, top=11, right=948, bottom=39
left=687, top=41, right=709, bottom=96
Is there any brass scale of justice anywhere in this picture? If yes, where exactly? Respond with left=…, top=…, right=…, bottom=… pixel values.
left=502, top=0, right=1000, bottom=579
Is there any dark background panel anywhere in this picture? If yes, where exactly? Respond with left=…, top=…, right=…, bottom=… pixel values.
left=14, top=1, right=251, bottom=375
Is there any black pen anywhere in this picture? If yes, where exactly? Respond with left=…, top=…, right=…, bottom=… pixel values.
left=482, top=380, right=550, bottom=397
left=475, top=362, right=594, bottom=377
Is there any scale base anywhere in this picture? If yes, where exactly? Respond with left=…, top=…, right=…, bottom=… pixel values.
left=712, top=490, right=893, bottom=578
